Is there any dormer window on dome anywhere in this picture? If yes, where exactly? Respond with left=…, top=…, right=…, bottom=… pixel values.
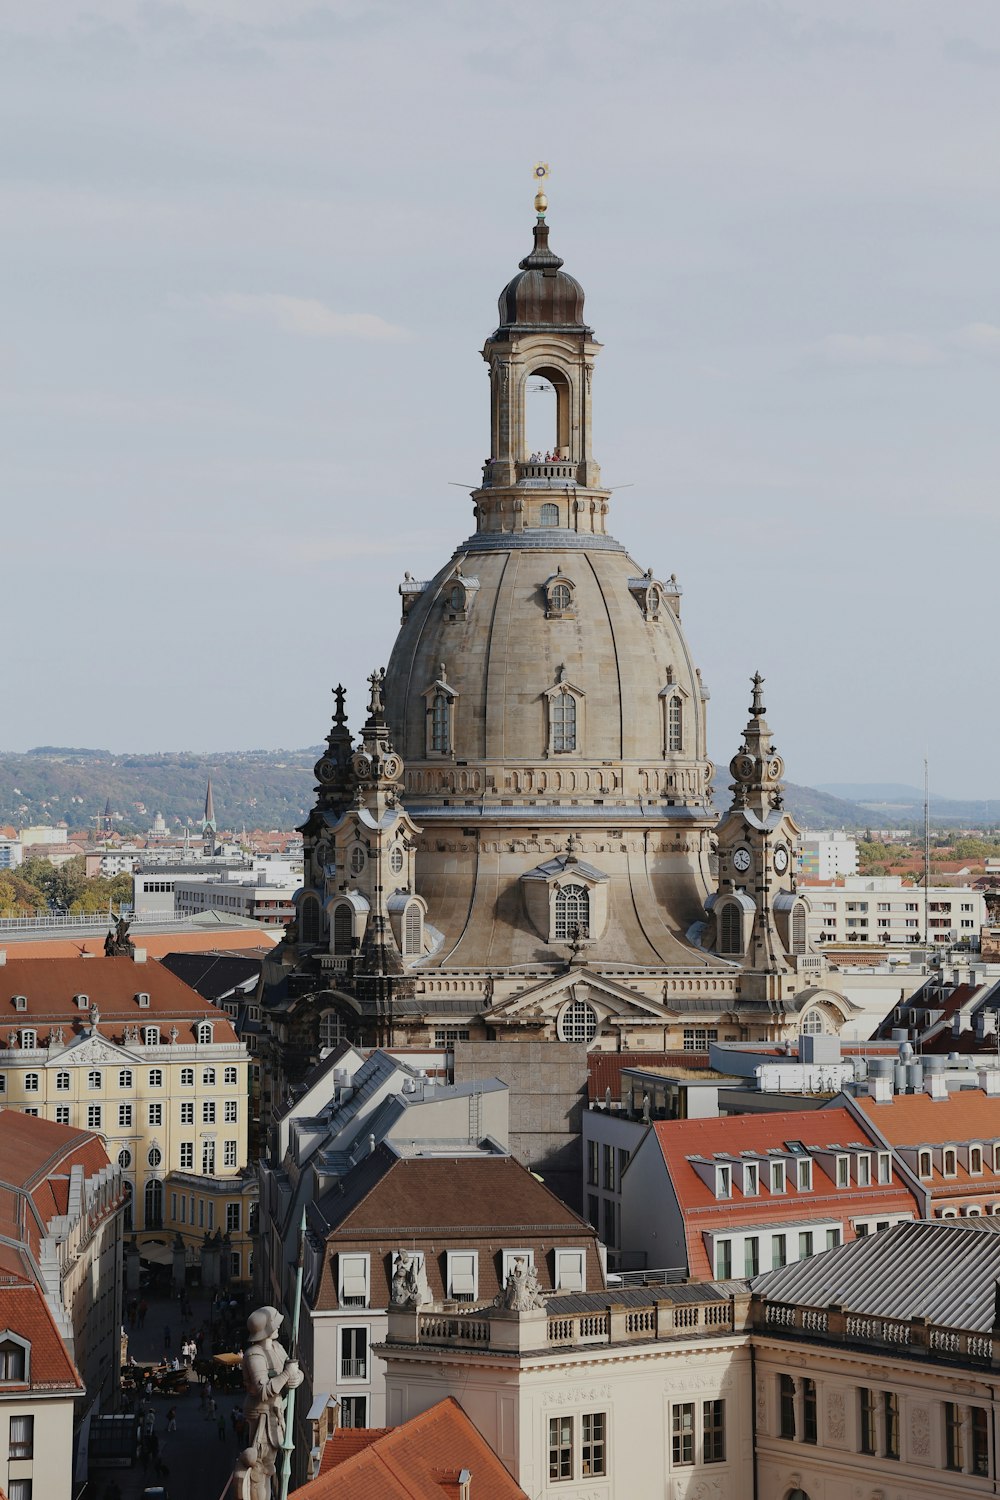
left=543, top=667, right=585, bottom=755
left=441, top=570, right=479, bottom=620
left=422, top=665, right=457, bottom=757
left=544, top=570, right=576, bottom=619
left=659, top=673, right=689, bottom=756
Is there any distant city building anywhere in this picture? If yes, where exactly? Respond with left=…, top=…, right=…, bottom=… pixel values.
left=133, top=858, right=254, bottom=919
left=174, top=861, right=299, bottom=928
left=804, top=875, right=985, bottom=945
left=0, top=838, right=23, bottom=870
left=797, top=830, right=859, bottom=881
left=17, top=826, right=68, bottom=847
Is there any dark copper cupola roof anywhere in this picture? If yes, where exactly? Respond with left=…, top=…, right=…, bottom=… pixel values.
left=494, top=219, right=591, bottom=335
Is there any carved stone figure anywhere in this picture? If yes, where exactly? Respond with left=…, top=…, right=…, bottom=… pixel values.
left=104, top=913, right=135, bottom=958
left=391, top=1250, right=421, bottom=1308
left=232, top=1306, right=303, bottom=1500
left=502, top=1256, right=546, bottom=1312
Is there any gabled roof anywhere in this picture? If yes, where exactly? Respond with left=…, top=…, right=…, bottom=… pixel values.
left=301, top=1397, right=528, bottom=1499
left=157, top=952, right=262, bottom=1001
left=0, top=1113, right=115, bottom=1261
left=856, top=1089, right=1000, bottom=1196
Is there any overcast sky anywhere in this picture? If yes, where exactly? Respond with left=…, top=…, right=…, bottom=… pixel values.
left=4, top=1, right=999, bottom=795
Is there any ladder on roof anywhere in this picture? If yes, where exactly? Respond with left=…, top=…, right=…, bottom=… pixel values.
left=469, top=1087, right=482, bottom=1142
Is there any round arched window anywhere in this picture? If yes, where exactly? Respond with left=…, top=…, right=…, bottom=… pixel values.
left=118, top=1149, right=132, bottom=1170
left=647, top=586, right=660, bottom=613
left=539, top=503, right=559, bottom=527
left=390, top=847, right=404, bottom=875
left=449, top=584, right=465, bottom=610
left=800, top=1009, right=825, bottom=1035
left=350, top=847, right=365, bottom=875
left=558, top=998, right=599, bottom=1044
left=147, top=1147, right=162, bottom=1168
left=550, top=582, right=571, bottom=611
left=319, top=1010, right=347, bottom=1049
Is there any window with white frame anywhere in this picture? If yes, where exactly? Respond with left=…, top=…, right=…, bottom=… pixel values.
left=554, top=885, right=590, bottom=941
left=550, top=691, right=577, bottom=752
left=0, top=1339, right=27, bottom=1382
left=181, top=1102, right=194, bottom=1125
left=88, top=1069, right=101, bottom=1089
left=55, top=1105, right=70, bottom=1126
left=23, top=1073, right=39, bottom=1093
left=118, top=1069, right=133, bottom=1088
left=796, top=1158, right=812, bottom=1191
left=55, top=1071, right=70, bottom=1092
left=943, top=1147, right=957, bottom=1177
left=202, top=1140, right=215, bottom=1174
left=181, top=1067, right=194, bottom=1087
left=918, top=1148, right=932, bottom=1178
left=970, top=1145, right=983, bottom=1175
left=856, top=1154, right=871, bottom=1187
left=224, top=1140, right=237, bottom=1168
left=19, top=1030, right=36, bottom=1051
left=118, top=1104, right=132, bottom=1129
left=716, top=1165, right=732, bottom=1200
left=226, top=1202, right=241, bottom=1233
left=196, top=1021, right=213, bottom=1044
left=180, top=1143, right=193, bottom=1170
left=224, top=1066, right=238, bottom=1085
left=203, top=1101, right=216, bottom=1124
left=148, top=1103, right=163, bottom=1126
left=224, top=1100, right=238, bottom=1123
left=555, top=1248, right=586, bottom=1292
left=877, top=1152, right=892, bottom=1184
left=88, top=1105, right=102, bottom=1129
left=203, top=1068, right=215, bottom=1086
left=339, top=1253, right=370, bottom=1308
left=340, top=1326, right=368, bottom=1381
left=770, top=1160, right=786, bottom=1194
left=446, top=1250, right=479, bottom=1301
left=666, top=694, right=683, bottom=752
left=558, top=996, right=597, bottom=1042
left=339, top=1395, right=366, bottom=1428
left=836, top=1155, right=849, bottom=1188
left=143, top=1026, right=159, bottom=1045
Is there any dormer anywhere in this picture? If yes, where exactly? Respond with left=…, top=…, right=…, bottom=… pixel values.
left=399, top=571, right=429, bottom=621
left=11, top=996, right=26, bottom=1013
left=135, top=992, right=151, bottom=1009
left=628, top=569, right=670, bottom=621
left=441, top=569, right=480, bottom=620
left=734, top=1157, right=761, bottom=1195
left=543, top=569, right=576, bottom=620
left=422, top=666, right=458, bottom=758
left=0, top=1331, right=29, bottom=1383
left=74, top=994, right=89, bottom=1011
left=687, top=1155, right=733, bottom=1200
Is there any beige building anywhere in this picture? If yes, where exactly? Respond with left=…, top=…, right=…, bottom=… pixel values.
left=805, top=874, right=985, bottom=946
left=262, top=203, right=853, bottom=1112
left=0, top=1279, right=83, bottom=1500
left=0, top=952, right=253, bottom=1280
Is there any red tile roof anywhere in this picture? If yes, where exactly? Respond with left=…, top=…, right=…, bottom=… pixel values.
left=0, top=1113, right=116, bottom=1259
left=301, top=1398, right=527, bottom=1499
left=0, top=1282, right=82, bottom=1392
left=318, top=1429, right=392, bottom=1473
left=0, top=929, right=279, bottom=959
left=648, top=1108, right=919, bottom=1279
left=0, top=955, right=239, bottom=1046
left=857, top=1090, right=1000, bottom=1201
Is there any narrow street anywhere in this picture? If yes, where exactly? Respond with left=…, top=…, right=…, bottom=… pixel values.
left=94, top=1290, right=245, bottom=1500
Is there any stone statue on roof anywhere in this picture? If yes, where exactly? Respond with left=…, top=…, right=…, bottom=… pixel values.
left=232, top=1305, right=303, bottom=1500
left=391, top=1249, right=422, bottom=1308
left=502, top=1255, right=546, bottom=1312
left=104, top=912, right=135, bottom=958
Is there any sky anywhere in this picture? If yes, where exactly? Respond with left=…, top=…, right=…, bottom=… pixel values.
left=4, top=0, right=1000, bottom=795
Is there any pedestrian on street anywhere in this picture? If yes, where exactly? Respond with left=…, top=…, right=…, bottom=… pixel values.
left=166, top=1407, right=177, bottom=1433
left=144, top=1408, right=155, bottom=1436
left=207, top=1396, right=217, bottom=1419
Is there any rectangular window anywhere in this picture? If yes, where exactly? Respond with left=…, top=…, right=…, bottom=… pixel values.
left=744, top=1237, right=760, bottom=1277
left=181, top=1102, right=194, bottom=1125
left=581, top=1412, right=606, bottom=1477
left=779, top=1375, right=796, bottom=1440
left=9, top=1414, right=33, bottom=1460
left=715, top=1240, right=732, bottom=1279
left=826, top=1228, right=841, bottom=1251
left=798, top=1231, right=814, bottom=1260
left=226, top=1203, right=241, bottom=1233
left=207, top=1201, right=214, bottom=1229
left=447, top=1250, right=479, bottom=1300
left=797, top=1159, right=812, bottom=1191
left=972, top=1404, right=989, bottom=1476
left=883, top=1390, right=899, bottom=1460
left=340, top=1253, right=370, bottom=1308
left=340, top=1326, right=367, bottom=1381
left=877, top=1152, right=892, bottom=1184
left=55, top=1105, right=69, bottom=1126
left=587, top=1140, right=598, bottom=1185
left=554, top=1249, right=585, bottom=1292
left=859, top=1387, right=876, bottom=1455
left=87, top=1105, right=102, bottom=1129
left=856, top=1154, right=871, bottom=1187
left=148, top=1068, right=163, bottom=1088
left=224, top=1066, right=238, bottom=1085
left=203, top=1101, right=216, bottom=1124
left=617, top=1147, right=629, bottom=1187
left=118, top=1103, right=133, bottom=1128
left=587, top=1193, right=599, bottom=1228
left=772, top=1234, right=787, bottom=1270
left=23, top=1073, right=39, bottom=1093
left=602, top=1195, right=617, bottom=1248
left=549, top=1415, right=573, bottom=1481
left=836, top=1155, right=849, bottom=1188
left=180, top=1143, right=193, bottom=1170
left=181, top=1067, right=194, bottom=1087
left=203, top=1068, right=215, bottom=1085
left=671, top=1403, right=695, bottom=1466
left=224, top=1099, right=238, bottom=1123
left=143, top=1026, right=159, bottom=1045
left=55, top=1072, right=70, bottom=1092
left=703, top=1399, right=725, bottom=1464
left=8, top=1478, right=31, bottom=1500
left=744, top=1163, right=758, bottom=1196
left=118, top=1069, right=133, bottom=1089
left=602, top=1144, right=614, bottom=1189
left=970, top=1146, right=983, bottom=1175
left=202, top=1140, right=215, bottom=1174
left=802, top=1378, right=817, bottom=1444
left=945, top=1401, right=963, bottom=1470
left=148, top=1104, right=163, bottom=1126
left=224, top=1139, right=237, bottom=1168
left=716, top=1166, right=731, bottom=1200
left=339, top=1395, right=366, bottom=1429
left=770, top=1161, right=785, bottom=1193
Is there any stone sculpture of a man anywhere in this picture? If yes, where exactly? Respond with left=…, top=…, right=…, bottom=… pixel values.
left=232, top=1305, right=303, bottom=1500
left=391, top=1250, right=421, bottom=1308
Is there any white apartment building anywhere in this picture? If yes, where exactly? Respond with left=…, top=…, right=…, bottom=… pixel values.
left=133, top=858, right=252, bottom=918
left=804, top=875, right=986, bottom=946
left=174, top=859, right=300, bottom=927
left=797, top=830, right=858, bottom=881
left=0, top=839, right=22, bottom=871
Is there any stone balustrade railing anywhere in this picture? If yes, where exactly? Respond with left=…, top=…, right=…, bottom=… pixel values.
left=756, top=1296, right=1000, bottom=1366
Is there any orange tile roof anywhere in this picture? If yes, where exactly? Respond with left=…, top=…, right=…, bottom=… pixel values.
left=0, top=928, right=279, bottom=959
left=0, top=1113, right=115, bottom=1259
left=318, top=1429, right=392, bottom=1473
left=301, top=1399, right=527, bottom=1499
left=649, top=1108, right=919, bottom=1279
left=0, top=955, right=239, bottom=1046
left=857, top=1090, right=1000, bottom=1200
left=0, top=1282, right=82, bottom=1391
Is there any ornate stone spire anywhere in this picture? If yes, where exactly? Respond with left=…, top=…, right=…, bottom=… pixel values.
left=313, top=684, right=355, bottom=812
left=728, top=672, right=785, bottom=817
left=352, top=666, right=404, bottom=814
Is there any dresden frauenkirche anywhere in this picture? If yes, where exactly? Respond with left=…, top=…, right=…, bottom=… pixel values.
left=260, top=191, right=857, bottom=1093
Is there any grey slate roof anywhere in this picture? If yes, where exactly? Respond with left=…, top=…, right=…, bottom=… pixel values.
left=753, top=1218, right=1000, bottom=1332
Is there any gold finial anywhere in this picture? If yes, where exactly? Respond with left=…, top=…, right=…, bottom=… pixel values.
left=533, top=161, right=550, bottom=217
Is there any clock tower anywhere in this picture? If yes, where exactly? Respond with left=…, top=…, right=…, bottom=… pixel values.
left=707, top=674, right=811, bottom=973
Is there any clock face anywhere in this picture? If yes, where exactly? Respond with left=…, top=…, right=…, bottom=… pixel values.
left=773, top=845, right=789, bottom=874
left=732, top=847, right=752, bottom=873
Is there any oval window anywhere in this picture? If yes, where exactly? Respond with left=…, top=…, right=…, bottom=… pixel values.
left=351, top=847, right=365, bottom=874
left=390, top=847, right=404, bottom=875
left=118, top=1149, right=132, bottom=1170
left=148, top=1147, right=162, bottom=1168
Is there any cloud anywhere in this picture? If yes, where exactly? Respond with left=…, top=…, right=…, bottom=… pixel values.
left=810, top=333, right=939, bottom=367
left=954, top=322, right=1000, bottom=352
left=210, top=293, right=408, bottom=341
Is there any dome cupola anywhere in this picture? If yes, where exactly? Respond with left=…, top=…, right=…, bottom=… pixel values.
left=495, top=218, right=589, bottom=335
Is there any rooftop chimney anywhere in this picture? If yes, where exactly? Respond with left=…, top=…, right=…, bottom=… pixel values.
left=133, top=948, right=147, bottom=964
left=926, top=1072, right=948, bottom=1101
left=868, top=1074, right=893, bottom=1104
left=979, top=1070, right=1000, bottom=1097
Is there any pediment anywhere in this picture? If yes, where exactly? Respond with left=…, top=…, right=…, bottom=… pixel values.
left=489, top=966, right=670, bottom=1022
left=46, top=1032, right=144, bottom=1067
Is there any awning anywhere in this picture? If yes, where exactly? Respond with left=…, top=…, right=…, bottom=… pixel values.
left=140, top=1242, right=173, bottom=1266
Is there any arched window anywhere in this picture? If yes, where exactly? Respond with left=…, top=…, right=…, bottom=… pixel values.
left=448, top=583, right=465, bottom=611
left=800, top=1009, right=825, bottom=1035
left=559, top=998, right=598, bottom=1044
left=540, top=503, right=559, bottom=527
left=196, top=1021, right=213, bottom=1045
left=551, top=582, right=571, bottom=611
left=551, top=693, right=577, bottom=753
left=555, top=884, right=590, bottom=940
left=300, top=895, right=320, bottom=945
left=432, top=691, right=450, bottom=753
left=667, top=696, right=683, bottom=752
left=319, top=1010, right=347, bottom=1050
left=144, top=1179, right=163, bottom=1230
left=791, top=904, right=807, bottom=953
left=720, top=903, right=742, bottom=954
left=404, top=904, right=422, bottom=956
left=333, top=905, right=353, bottom=955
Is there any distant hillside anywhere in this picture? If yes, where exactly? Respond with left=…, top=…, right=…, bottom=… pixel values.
left=816, top=782, right=1000, bottom=827
left=0, top=747, right=880, bottom=837
left=0, top=749, right=320, bottom=833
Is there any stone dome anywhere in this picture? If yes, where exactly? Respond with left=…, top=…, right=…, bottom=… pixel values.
left=384, top=534, right=710, bottom=810
left=495, top=220, right=589, bottom=334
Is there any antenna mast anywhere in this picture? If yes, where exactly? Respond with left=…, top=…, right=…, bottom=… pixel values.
left=923, top=757, right=930, bottom=948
